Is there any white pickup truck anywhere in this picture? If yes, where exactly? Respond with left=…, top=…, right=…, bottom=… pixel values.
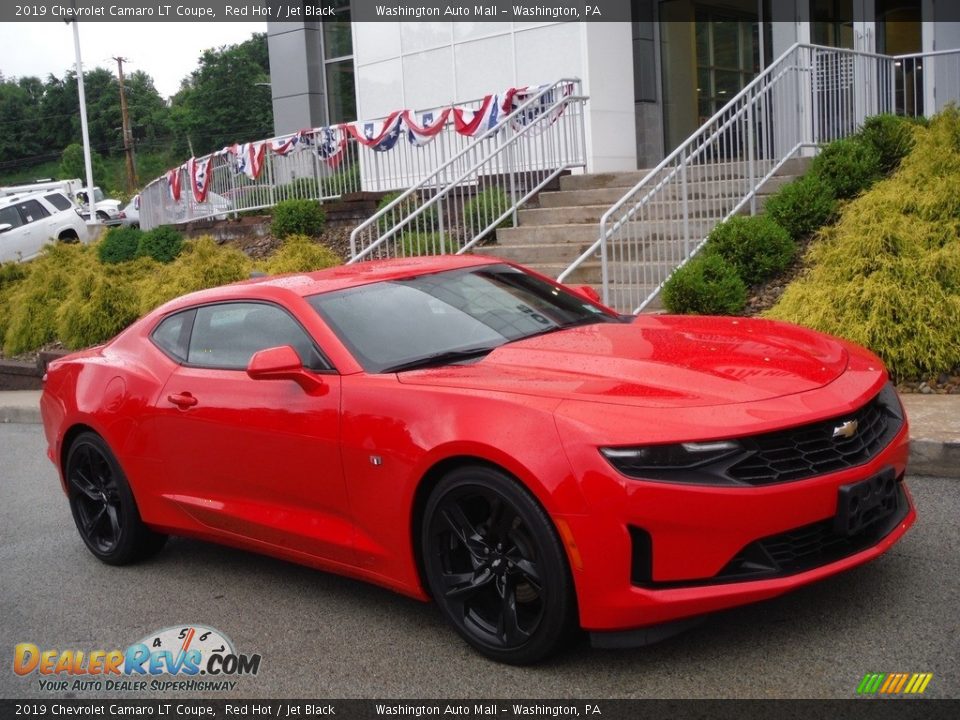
left=0, top=179, right=123, bottom=225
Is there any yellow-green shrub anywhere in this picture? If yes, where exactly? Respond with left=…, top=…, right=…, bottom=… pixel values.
left=56, top=257, right=157, bottom=349
left=3, top=244, right=98, bottom=354
left=258, top=234, right=341, bottom=275
left=766, top=109, right=960, bottom=379
left=138, top=237, right=254, bottom=314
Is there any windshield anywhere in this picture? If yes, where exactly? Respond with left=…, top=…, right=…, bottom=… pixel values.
left=308, top=263, right=620, bottom=373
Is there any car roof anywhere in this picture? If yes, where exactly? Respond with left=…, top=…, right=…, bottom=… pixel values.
left=154, top=254, right=502, bottom=314
left=0, top=189, right=68, bottom=208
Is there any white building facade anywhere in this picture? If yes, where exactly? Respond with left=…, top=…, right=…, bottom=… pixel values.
left=267, top=1, right=960, bottom=173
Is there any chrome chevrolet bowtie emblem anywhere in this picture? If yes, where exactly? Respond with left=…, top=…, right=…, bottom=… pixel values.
left=833, top=420, right=859, bottom=439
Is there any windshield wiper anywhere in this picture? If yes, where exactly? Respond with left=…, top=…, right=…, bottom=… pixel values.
left=382, top=346, right=500, bottom=373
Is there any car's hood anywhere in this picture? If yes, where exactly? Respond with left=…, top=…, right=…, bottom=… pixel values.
left=396, top=315, right=849, bottom=408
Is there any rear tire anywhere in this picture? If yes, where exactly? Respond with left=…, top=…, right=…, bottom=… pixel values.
left=421, top=466, right=575, bottom=664
left=65, top=432, right=167, bottom=565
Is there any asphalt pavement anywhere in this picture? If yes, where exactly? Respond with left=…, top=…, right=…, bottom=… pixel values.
left=1, top=423, right=957, bottom=700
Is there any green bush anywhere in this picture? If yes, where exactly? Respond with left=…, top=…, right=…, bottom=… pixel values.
left=2, top=243, right=96, bottom=355
left=767, top=109, right=960, bottom=379
left=278, top=177, right=320, bottom=199
left=271, top=199, right=326, bottom=239
left=764, top=174, right=838, bottom=240
left=376, top=191, right=437, bottom=235
left=399, top=232, right=459, bottom=257
left=97, top=226, right=143, bottom=264
left=662, top=253, right=747, bottom=315
left=857, top=114, right=916, bottom=174
left=811, top=138, right=882, bottom=199
left=463, top=187, right=514, bottom=239
left=705, top=215, right=795, bottom=285
left=138, top=237, right=253, bottom=314
left=56, top=258, right=156, bottom=350
left=137, top=225, right=183, bottom=263
left=0, top=262, right=29, bottom=346
left=259, top=235, right=341, bottom=275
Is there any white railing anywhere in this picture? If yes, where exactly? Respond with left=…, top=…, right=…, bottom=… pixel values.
left=137, top=88, right=572, bottom=231
left=348, top=80, right=586, bottom=263
left=559, top=44, right=960, bottom=313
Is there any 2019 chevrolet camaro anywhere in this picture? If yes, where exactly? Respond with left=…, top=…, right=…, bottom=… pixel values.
left=40, top=255, right=914, bottom=664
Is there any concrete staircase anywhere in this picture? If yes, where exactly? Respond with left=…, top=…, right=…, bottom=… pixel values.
left=473, top=157, right=810, bottom=310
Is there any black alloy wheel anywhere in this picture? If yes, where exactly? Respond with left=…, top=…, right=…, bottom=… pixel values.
left=422, top=466, right=575, bottom=664
left=66, top=432, right=167, bottom=565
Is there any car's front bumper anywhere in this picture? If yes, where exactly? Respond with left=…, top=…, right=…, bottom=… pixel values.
left=558, top=418, right=913, bottom=632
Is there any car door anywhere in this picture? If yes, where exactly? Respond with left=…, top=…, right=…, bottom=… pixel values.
left=0, top=203, right=34, bottom=262
left=148, top=301, right=352, bottom=564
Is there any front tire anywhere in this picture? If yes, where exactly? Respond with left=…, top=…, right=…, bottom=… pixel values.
left=65, top=432, right=167, bottom=565
left=422, top=466, right=575, bottom=664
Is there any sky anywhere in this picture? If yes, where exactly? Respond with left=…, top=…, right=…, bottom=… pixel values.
left=0, top=22, right=267, bottom=98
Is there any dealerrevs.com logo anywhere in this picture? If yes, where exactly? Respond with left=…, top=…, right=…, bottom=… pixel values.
left=857, top=673, right=934, bottom=695
left=13, top=625, right=261, bottom=692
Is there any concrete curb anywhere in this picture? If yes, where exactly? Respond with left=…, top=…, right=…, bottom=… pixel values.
left=1, top=391, right=958, bottom=479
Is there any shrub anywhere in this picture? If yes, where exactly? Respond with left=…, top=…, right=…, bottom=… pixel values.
left=259, top=235, right=341, bottom=275
left=278, top=177, right=320, bottom=199
left=375, top=191, right=437, bottom=236
left=766, top=109, right=960, bottom=379
left=136, top=225, right=183, bottom=263
left=705, top=215, right=795, bottom=285
left=271, top=199, right=326, bottom=239
left=811, top=137, right=882, bottom=199
left=0, top=262, right=29, bottom=346
left=2, top=243, right=97, bottom=355
left=399, top=232, right=459, bottom=257
left=463, top=187, right=514, bottom=239
left=56, top=258, right=156, bottom=350
left=138, top=237, right=253, bottom=314
left=662, top=253, right=747, bottom=315
left=858, top=114, right=916, bottom=174
left=764, top=174, right=838, bottom=240
left=98, top=226, right=143, bottom=264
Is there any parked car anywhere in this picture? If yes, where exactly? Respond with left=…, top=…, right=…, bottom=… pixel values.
left=40, top=256, right=914, bottom=664
left=75, top=187, right=123, bottom=225
left=1, top=179, right=122, bottom=225
left=120, top=194, right=139, bottom=228
left=0, top=190, right=90, bottom=263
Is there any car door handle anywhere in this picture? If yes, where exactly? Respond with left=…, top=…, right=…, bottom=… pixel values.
left=167, top=392, right=198, bottom=409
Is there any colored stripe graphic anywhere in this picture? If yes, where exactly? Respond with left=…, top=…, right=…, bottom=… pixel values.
left=857, top=673, right=932, bottom=694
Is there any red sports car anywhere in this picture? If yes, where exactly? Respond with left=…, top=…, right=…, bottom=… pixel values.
left=40, top=255, right=914, bottom=664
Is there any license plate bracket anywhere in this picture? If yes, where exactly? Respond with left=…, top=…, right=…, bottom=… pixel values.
left=833, top=468, right=899, bottom=537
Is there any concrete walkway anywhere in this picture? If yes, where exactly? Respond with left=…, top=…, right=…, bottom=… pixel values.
left=2, top=390, right=957, bottom=478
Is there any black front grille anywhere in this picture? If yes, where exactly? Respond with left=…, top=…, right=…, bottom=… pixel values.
left=718, top=481, right=909, bottom=581
left=726, top=383, right=904, bottom=485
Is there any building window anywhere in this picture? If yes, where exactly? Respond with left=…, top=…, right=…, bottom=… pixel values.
left=323, top=1, right=356, bottom=124
left=695, top=8, right=759, bottom=124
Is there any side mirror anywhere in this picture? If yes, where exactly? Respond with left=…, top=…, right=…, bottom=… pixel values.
left=0, top=223, right=11, bottom=234
left=569, top=284, right=602, bottom=304
left=247, top=345, right=326, bottom=395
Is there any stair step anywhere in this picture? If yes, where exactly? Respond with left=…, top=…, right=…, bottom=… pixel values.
left=473, top=242, right=591, bottom=263
left=520, top=203, right=731, bottom=226
left=496, top=220, right=714, bottom=246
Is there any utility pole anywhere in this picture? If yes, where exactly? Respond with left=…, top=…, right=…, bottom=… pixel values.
left=113, top=56, right=138, bottom=193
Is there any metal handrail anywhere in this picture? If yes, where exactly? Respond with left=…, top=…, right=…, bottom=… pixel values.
left=558, top=43, right=960, bottom=313
left=348, top=79, right=586, bottom=263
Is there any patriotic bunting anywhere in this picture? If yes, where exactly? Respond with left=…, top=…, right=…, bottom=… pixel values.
left=451, top=95, right=502, bottom=138
left=188, top=156, right=213, bottom=203
left=166, top=168, right=181, bottom=202
left=231, top=142, right=267, bottom=180
left=402, top=108, right=451, bottom=147
left=347, top=112, right=403, bottom=152
left=316, top=125, right=348, bottom=168
left=156, top=83, right=572, bottom=194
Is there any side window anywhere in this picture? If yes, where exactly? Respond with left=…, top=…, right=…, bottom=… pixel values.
left=151, top=310, right=194, bottom=362
left=186, top=303, right=329, bottom=371
left=17, top=200, right=50, bottom=224
left=0, top=205, right=23, bottom=230
left=44, top=193, right=73, bottom=212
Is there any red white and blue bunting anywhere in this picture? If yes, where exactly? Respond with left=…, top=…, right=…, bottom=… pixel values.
left=157, top=83, right=571, bottom=200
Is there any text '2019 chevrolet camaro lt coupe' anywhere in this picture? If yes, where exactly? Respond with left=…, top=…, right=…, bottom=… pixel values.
left=40, top=255, right=914, bottom=664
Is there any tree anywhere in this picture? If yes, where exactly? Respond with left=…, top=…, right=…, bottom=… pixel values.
left=170, top=33, right=273, bottom=156
left=60, top=142, right=105, bottom=183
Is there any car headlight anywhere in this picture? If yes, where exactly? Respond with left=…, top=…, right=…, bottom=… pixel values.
left=600, top=440, right=744, bottom=484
